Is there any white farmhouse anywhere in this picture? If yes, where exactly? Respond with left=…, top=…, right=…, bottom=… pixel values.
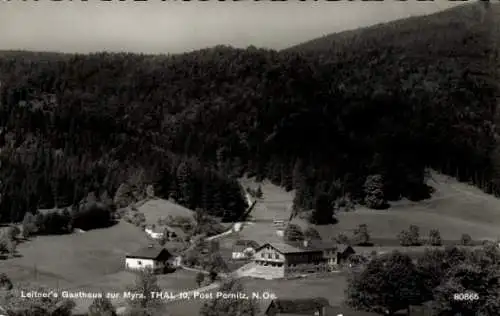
left=144, top=226, right=163, bottom=240
left=144, top=225, right=184, bottom=241
left=125, top=245, right=173, bottom=272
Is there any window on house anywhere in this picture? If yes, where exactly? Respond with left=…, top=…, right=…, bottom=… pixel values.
left=261, top=253, right=265, bottom=258
left=138, top=261, right=142, bottom=265
left=275, top=254, right=279, bottom=259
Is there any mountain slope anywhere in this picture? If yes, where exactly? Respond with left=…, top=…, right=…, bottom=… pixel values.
left=0, top=2, right=498, bottom=224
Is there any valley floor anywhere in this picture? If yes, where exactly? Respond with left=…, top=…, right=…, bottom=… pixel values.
left=4, top=170, right=500, bottom=315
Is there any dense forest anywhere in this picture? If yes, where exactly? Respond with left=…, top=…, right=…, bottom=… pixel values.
left=0, top=2, right=498, bottom=224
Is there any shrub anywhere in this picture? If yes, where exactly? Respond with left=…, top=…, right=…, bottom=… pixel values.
left=335, top=233, right=350, bottom=245
left=428, top=229, right=442, bottom=246
left=304, top=227, right=322, bottom=241
left=460, top=233, right=472, bottom=246
left=398, top=230, right=413, bottom=247
left=363, top=174, right=388, bottom=209
left=255, top=186, right=263, bottom=198
left=196, top=272, right=205, bottom=286
left=353, top=224, right=371, bottom=246
left=284, top=224, right=304, bottom=242
left=409, top=225, right=421, bottom=246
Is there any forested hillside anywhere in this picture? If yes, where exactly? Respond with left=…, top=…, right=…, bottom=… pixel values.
left=0, top=2, right=498, bottom=223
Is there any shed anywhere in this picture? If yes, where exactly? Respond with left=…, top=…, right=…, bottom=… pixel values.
left=125, top=245, right=172, bottom=272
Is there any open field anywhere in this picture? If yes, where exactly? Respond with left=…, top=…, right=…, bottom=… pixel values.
left=4, top=221, right=151, bottom=289
left=2, top=221, right=199, bottom=314
left=289, top=171, right=500, bottom=243
left=138, top=198, right=195, bottom=226
left=237, top=178, right=295, bottom=245
left=240, top=172, right=500, bottom=246
left=5, top=170, right=500, bottom=315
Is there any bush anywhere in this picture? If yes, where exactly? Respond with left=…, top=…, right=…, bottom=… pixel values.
left=284, top=224, right=304, bottom=242
left=353, top=224, right=371, bottom=246
left=409, top=225, right=421, bottom=246
left=363, top=174, right=388, bottom=210
left=196, top=272, right=205, bottom=286
left=209, top=270, right=218, bottom=282
left=124, top=211, right=146, bottom=227
left=255, top=186, right=263, bottom=198
left=460, top=233, right=472, bottom=246
left=428, top=229, right=442, bottom=246
left=88, top=296, right=117, bottom=316
left=72, top=202, right=114, bottom=230
left=0, top=273, right=13, bottom=290
left=335, top=233, right=350, bottom=245
left=398, top=230, right=413, bottom=247
left=32, top=210, right=73, bottom=235
left=304, top=227, right=322, bottom=241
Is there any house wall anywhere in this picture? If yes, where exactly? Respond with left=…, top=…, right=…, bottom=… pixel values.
left=323, top=249, right=338, bottom=267
left=250, top=245, right=346, bottom=279
left=125, top=258, right=158, bottom=270
left=232, top=252, right=246, bottom=259
left=145, top=228, right=163, bottom=239
left=255, top=245, right=285, bottom=263
left=168, top=256, right=182, bottom=267
left=285, top=251, right=324, bottom=265
left=283, top=251, right=328, bottom=277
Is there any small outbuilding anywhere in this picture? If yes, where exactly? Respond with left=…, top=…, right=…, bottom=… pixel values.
left=125, top=245, right=173, bottom=273
left=232, top=239, right=260, bottom=260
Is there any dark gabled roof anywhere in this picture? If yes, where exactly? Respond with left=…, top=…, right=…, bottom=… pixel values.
left=264, top=297, right=330, bottom=315
left=256, top=241, right=351, bottom=255
left=336, top=244, right=355, bottom=253
left=126, top=246, right=171, bottom=260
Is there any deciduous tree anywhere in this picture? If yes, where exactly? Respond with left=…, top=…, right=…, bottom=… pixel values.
left=126, top=268, right=162, bottom=311
left=284, top=224, right=304, bottom=242
left=88, top=295, right=117, bottom=316
left=345, top=251, right=425, bottom=315
left=200, top=278, right=259, bottom=316
left=353, top=224, right=371, bottom=246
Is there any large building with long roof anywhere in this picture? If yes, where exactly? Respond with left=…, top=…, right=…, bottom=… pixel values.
left=250, top=240, right=355, bottom=279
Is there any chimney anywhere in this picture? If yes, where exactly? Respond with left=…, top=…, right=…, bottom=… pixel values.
left=303, top=239, right=309, bottom=248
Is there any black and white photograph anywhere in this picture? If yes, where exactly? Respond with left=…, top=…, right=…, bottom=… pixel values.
left=0, top=0, right=499, bottom=315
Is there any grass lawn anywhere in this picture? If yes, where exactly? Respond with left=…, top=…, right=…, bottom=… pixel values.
left=5, top=221, right=152, bottom=288
left=138, top=198, right=195, bottom=226
left=303, top=172, right=500, bottom=242
left=2, top=221, right=157, bottom=314
left=166, top=273, right=348, bottom=316
left=237, top=178, right=295, bottom=245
